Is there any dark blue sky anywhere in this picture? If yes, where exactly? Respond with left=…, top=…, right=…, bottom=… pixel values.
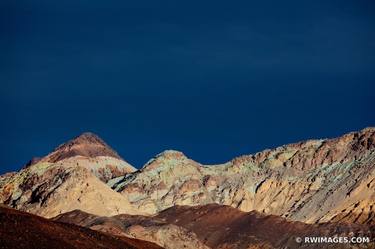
left=1, top=1, right=374, bottom=173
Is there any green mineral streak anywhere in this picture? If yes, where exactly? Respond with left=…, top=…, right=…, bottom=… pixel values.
left=1, top=162, right=53, bottom=201
left=113, top=181, right=128, bottom=192
left=319, top=163, right=337, bottom=174
left=6, top=170, right=29, bottom=186
left=278, top=149, right=298, bottom=160
left=246, top=164, right=260, bottom=173
left=286, top=175, right=300, bottom=181
left=11, top=189, right=22, bottom=200
left=107, top=175, right=125, bottom=188
left=247, top=185, right=256, bottom=194
left=29, top=162, right=53, bottom=176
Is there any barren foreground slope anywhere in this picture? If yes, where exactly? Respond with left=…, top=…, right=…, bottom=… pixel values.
left=55, top=204, right=375, bottom=249
left=0, top=206, right=162, bottom=249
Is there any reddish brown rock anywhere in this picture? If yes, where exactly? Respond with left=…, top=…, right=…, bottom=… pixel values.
left=0, top=206, right=163, bottom=249
left=45, top=132, right=123, bottom=163
left=55, top=204, right=375, bottom=249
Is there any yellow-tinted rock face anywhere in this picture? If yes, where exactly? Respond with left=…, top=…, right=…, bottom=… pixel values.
left=0, top=132, right=138, bottom=218
left=0, top=159, right=139, bottom=218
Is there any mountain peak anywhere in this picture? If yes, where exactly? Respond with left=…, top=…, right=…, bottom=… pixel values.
left=69, top=132, right=107, bottom=145
left=141, top=150, right=189, bottom=171
left=44, top=132, right=122, bottom=163
left=157, top=150, right=186, bottom=158
left=149, top=150, right=188, bottom=164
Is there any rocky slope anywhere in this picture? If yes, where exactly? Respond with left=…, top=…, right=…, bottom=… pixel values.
left=0, top=206, right=163, bottom=249
left=0, top=133, right=138, bottom=218
left=1, top=128, right=374, bottom=225
left=55, top=204, right=374, bottom=249
left=110, top=127, right=375, bottom=224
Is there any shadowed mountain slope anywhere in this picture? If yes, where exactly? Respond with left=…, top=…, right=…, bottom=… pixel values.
left=157, top=204, right=375, bottom=249
left=55, top=204, right=375, bottom=249
left=54, top=208, right=210, bottom=249
left=0, top=206, right=162, bottom=249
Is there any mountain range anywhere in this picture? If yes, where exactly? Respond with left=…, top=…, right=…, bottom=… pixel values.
left=1, top=128, right=374, bottom=248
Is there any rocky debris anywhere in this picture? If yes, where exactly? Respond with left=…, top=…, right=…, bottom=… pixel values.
left=0, top=206, right=163, bottom=249
left=55, top=204, right=375, bottom=249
